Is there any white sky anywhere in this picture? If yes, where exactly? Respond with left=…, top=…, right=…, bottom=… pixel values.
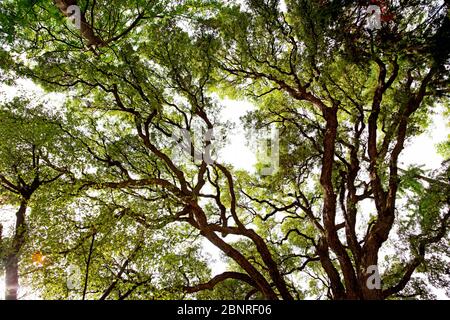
left=400, top=104, right=448, bottom=169
left=217, top=99, right=257, bottom=172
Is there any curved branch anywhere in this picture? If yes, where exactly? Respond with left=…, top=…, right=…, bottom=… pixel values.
left=183, top=271, right=257, bottom=294
left=382, top=210, right=450, bottom=298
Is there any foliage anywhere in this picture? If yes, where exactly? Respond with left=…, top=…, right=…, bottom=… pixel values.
left=0, top=0, right=449, bottom=300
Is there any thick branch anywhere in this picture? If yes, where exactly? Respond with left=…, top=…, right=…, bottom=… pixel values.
left=184, top=272, right=257, bottom=294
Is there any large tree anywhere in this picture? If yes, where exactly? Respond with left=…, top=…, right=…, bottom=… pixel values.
left=205, top=0, right=450, bottom=299
left=0, top=0, right=449, bottom=300
left=0, top=96, right=73, bottom=299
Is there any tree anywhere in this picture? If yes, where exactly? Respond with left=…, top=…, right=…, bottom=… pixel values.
left=0, top=0, right=448, bottom=300
left=207, top=0, right=450, bottom=299
left=0, top=96, right=71, bottom=299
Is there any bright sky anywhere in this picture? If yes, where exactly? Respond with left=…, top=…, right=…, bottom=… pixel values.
left=401, top=104, right=448, bottom=169
left=217, top=99, right=257, bottom=172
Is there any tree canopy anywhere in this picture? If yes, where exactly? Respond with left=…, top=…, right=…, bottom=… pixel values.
left=0, top=0, right=449, bottom=300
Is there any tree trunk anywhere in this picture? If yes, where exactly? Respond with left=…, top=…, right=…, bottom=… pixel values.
left=5, top=199, right=27, bottom=300
left=54, top=0, right=105, bottom=48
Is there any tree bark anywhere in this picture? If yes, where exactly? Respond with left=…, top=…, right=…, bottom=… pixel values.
left=53, top=0, right=105, bottom=48
left=5, top=199, right=28, bottom=300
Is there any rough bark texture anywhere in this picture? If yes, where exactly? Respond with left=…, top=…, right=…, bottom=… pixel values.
left=53, top=0, right=105, bottom=48
left=5, top=199, right=28, bottom=300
